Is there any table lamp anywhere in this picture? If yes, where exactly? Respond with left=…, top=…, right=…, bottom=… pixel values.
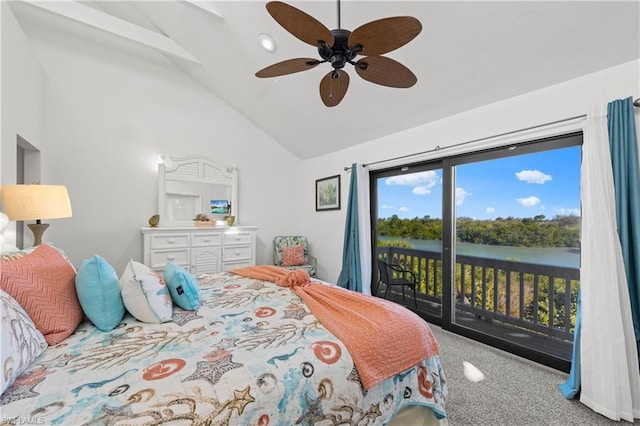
left=1, top=184, right=72, bottom=246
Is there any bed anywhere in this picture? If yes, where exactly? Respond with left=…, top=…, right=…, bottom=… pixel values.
left=0, top=244, right=447, bottom=425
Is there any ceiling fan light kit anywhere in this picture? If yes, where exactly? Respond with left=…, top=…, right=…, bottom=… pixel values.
left=255, top=1, right=422, bottom=107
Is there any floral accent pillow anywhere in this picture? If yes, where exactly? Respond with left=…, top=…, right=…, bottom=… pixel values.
left=281, top=244, right=306, bottom=266
left=1, top=289, right=48, bottom=394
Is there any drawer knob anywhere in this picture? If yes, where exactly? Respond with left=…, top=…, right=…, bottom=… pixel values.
left=167, top=255, right=175, bottom=261
left=204, top=238, right=210, bottom=242
left=168, top=239, right=175, bottom=244
left=235, top=251, right=241, bottom=256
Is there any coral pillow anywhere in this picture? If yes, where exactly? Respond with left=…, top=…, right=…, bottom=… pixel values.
left=281, top=244, right=305, bottom=266
left=75, top=255, right=125, bottom=331
left=120, top=260, right=172, bottom=323
left=0, top=244, right=83, bottom=345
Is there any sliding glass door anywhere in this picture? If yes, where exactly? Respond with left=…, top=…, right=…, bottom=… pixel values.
left=371, top=132, right=582, bottom=370
left=373, top=163, right=444, bottom=321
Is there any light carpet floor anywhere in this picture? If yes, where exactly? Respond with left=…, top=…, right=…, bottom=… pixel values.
left=429, top=325, right=632, bottom=426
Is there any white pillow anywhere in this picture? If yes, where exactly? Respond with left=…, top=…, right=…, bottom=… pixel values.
left=1, top=289, right=48, bottom=394
left=119, top=260, right=172, bottom=323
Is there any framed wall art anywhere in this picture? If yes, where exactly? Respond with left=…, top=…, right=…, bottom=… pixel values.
left=315, top=175, right=341, bottom=211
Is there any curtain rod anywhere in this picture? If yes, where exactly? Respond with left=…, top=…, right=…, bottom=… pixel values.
left=343, top=113, right=586, bottom=171
left=344, top=98, right=640, bottom=171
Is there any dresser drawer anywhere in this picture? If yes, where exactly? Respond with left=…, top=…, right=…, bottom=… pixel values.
left=150, top=248, right=189, bottom=269
left=142, top=226, right=257, bottom=274
left=191, top=232, right=222, bottom=247
left=223, top=260, right=252, bottom=271
left=222, top=245, right=251, bottom=262
left=223, top=232, right=253, bottom=245
left=150, top=234, right=189, bottom=249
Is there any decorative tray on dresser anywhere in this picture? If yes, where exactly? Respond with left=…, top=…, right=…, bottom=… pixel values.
left=141, top=226, right=257, bottom=275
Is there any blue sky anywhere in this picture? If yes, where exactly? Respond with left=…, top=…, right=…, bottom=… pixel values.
left=377, top=146, right=581, bottom=220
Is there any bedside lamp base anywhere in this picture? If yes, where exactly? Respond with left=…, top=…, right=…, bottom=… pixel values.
left=27, top=223, right=49, bottom=246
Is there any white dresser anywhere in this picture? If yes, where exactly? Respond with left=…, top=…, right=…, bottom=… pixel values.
left=141, top=226, right=257, bottom=275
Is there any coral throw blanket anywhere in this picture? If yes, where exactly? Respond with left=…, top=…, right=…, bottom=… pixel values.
left=229, top=265, right=439, bottom=389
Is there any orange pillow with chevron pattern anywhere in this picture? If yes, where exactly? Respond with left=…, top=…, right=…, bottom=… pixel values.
left=0, top=244, right=83, bottom=345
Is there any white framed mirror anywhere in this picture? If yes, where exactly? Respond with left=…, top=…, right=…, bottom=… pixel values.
left=158, top=156, right=238, bottom=226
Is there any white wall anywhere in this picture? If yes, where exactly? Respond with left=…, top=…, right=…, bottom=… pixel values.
left=0, top=2, right=47, bottom=243
left=3, top=1, right=638, bottom=282
left=1, top=4, right=305, bottom=273
left=304, top=59, right=640, bottom=282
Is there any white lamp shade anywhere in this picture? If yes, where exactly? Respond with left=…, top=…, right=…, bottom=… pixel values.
left=1, top=185, right=72, bottom=221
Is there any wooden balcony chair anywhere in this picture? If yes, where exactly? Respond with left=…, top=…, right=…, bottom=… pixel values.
left=376, top=258, right=418, bottom=309
left=273, top=236, right=317, bottom=277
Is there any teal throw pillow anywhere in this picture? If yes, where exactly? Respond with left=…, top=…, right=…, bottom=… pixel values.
left=75, top=255, right=125, bottom=331
left=164, top=263, right=200, bottom=310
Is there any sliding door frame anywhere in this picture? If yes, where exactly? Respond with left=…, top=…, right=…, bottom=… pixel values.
left=370, top=131, right=583, bottom=372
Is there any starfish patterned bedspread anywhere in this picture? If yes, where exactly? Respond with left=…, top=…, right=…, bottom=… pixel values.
left=0, top=272, right=447, bottom=425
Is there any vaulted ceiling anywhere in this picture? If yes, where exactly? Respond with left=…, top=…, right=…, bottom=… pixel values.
left=8, top=1, right=640, bottom=159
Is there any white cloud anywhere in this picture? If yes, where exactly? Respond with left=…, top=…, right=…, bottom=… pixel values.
left=517, top=196, right=542, bottom=207
left=486, top=207, right=495, bottom=213
left=456, top=188, right=471, bottom=206
left=386, top=171, right=439, bottom=195
left=398, top=206, right=409, bottom=212
left=381, top=204, right=394, bottom=209
left=516, top=169, right=552, bottom=184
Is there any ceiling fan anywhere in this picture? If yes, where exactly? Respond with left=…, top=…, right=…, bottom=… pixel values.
left=255, top=1, right=422, bottom=107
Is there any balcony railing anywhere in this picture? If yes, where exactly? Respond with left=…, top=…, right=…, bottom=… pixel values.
left=376, top=246, right=580, bottom=342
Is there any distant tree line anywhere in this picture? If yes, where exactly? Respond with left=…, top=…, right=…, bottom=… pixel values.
left=377, top=214, right=580, bottom=248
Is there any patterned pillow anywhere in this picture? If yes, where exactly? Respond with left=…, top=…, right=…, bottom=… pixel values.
left=281, top=244, right=306, bottom=266
left=0, top=244, right=83, bottom=345
left=75, top=255, right=125, bottom=331
left=0, top=289, right=48, bottom=394
left=0, top=251, right=27, bottom=261
left=164, top=263, right=200, bottom=311
left=119, top=260, right=172, bottom=323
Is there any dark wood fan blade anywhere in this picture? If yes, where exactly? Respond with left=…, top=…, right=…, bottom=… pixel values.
left=266, top=1, right=334, bottom=48
left=348, top=16, right=422, bottom=56
left=355, top=56, right=417, bottom=88
left=319, top=70, right=350, bottom=107
left=255, top=58, right=320, bottom=78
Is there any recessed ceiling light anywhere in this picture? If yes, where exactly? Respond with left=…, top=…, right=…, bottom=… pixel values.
left=258, top=33, right=276, bottom=52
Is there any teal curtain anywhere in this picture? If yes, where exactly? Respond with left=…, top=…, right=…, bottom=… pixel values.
left=337, top=163, right=362, bottom=292
left=608, top=97, right=640, bottom=359
left=559, top=289, right=581, bottom=398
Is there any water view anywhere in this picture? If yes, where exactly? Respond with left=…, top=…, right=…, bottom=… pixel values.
left=378, top=237, right=580, bottom=268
